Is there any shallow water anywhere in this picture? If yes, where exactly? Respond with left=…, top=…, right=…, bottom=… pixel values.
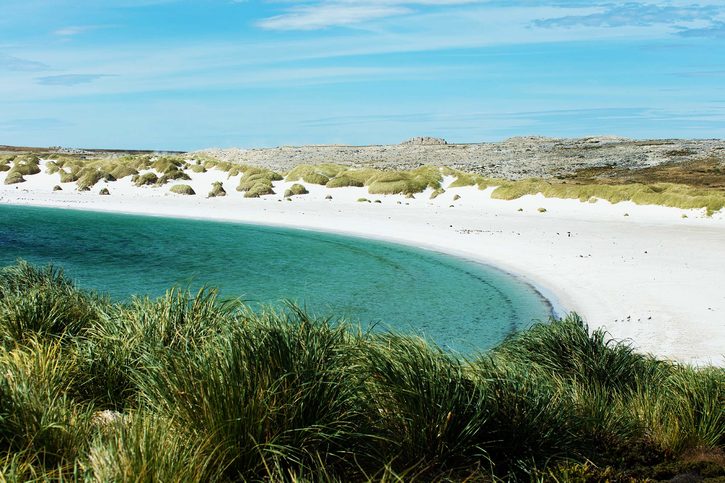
left=0, top=204, right=551, bottom=352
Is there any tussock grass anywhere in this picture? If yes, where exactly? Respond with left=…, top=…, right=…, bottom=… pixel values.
left=490, top=179, right=725, bottom=215
left=132, top=172, right=158, bottom=187
left=286, top=164, right=346, bottom=185
left=236, top=171, right=279, bottom=198
left=10, top=157, right=41, bottom=176
left=367, top=166, right=442, bottom=195
left=429, top=187, right=445, bottom=199
left=4, top=170, right=25, bottom=184
left=75, top=167, right=107, bottom=191
left=169, top=184, right=195, bottom=195
left=326, top=175, right=365, bottom=188
left=189, top=163, right=206, bottom=173
left=207, top=181, right=226, bottom=198
left=284, top=183, right=308, bottom=197
left=0, top=262, right=722, bottom=481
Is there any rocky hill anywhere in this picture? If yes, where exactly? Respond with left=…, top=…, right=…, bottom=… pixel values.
left=194, top=136, right=725, bottom=180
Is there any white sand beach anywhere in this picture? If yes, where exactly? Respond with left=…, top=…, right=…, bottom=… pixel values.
left=1, top=160, right=723, bottom=366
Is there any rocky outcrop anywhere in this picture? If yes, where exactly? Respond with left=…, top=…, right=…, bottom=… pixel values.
left=401, top=136, right=448, bottom=145
left=192, top=137, right=725, bottom=181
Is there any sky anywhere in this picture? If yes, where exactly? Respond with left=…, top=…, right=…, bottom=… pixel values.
left=1, top=0, right=724, bottom=150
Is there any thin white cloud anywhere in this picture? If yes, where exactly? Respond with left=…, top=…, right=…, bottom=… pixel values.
left=53, top=25, right=107, bottom=37
left=257, top=0, right=480, bottom=30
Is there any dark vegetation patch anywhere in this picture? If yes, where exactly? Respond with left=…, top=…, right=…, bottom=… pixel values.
left=0, top=262, right=723, bottom=481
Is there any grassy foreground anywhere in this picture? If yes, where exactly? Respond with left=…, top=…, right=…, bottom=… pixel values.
left=0, top=262, right=723, bottom=482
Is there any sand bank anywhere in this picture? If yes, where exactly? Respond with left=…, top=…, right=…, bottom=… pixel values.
left=1, top=161, right=723, bottom=365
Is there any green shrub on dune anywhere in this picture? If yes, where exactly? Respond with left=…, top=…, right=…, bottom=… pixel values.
left=151, top=156, right=185, bottom=175
left=59, top=170, right=79, bottom=183
left=169, top=184, right=195, bottom=195
left=132, top=172, right=159, bottom=187
left=491, top=180, right=725, bottom=216
left=108, top=163, right=139, bottom=180
left=189, top=163, right=206, bottom=174
left=284, top=183, right=308, bottom=197
left=75, top=168, right=105, bottom=191
left=302, top=172, right=329, bottom=185
left=0, top=156, right=11, bottom=172
left=11, top=158, right=41, bottom=176
left=0, top=261, right=722, bottom=482
left=244, top=183, right=275, bottom=198
left=156, top=170, right=191, bottom=186
left=4, top=170, right=25, bottom=185
left=430, top=188, right=445, bottom=199
left=367, top=167, right=442, bottom=195
left=207, top=181, right=226, bottom=198
left=286, top=164, right=346, bottom=185
left=236, top=171, right=279, bottom=198
left=243, top=166, right=283, bottom=180
left=45, top=161, right=61, bottom=175
left=325, top=175, right=365, bottom=188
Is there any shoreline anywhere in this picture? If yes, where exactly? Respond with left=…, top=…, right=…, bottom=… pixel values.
left=0, top=197, right=572, bottom=321
left=2, top=162, right=724, bottom=366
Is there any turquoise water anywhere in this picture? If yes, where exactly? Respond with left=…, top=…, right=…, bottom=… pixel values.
left=0, top=204, right=551, bottom=352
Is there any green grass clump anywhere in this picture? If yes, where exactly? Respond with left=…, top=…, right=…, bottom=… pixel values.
left=151, top=156, right=186, bottom=175
left=284, top=183, right=308, bottom=197
left=367, top=166, right=442, bottom=195
left=4, top=170, right=25, bottom=184
left=286, top=164, right=346, bottom=184
left=429, top=187, right=445, bottom=199
left=156, top=170, right=191, bottom=186
left=236, top=171, right=279, bottom=198
left=189, top=163, right=206, bottom=173
left=326, top=175, right=365, bottom=188
left=107, top=163, right=139, bottom=180
left=45, top=161, right=61, bottom=175
left=10, top=157, right=40, bottom=176
left=357, top=197, right=370, bottom=203
left=490, top=180, right=725, bottom=216
left=169, top=184, right=195, bottom=195
left=244, top=183, right=275, bottom=198
left=59, top=170, right=79, bottom=183
left=0, top=261, right=722, bottom=481
left=207, top=181, right=226, bottom=198
left=132, top=172, right=158, bottom=187
left=75, top=167, right=107, bottom=191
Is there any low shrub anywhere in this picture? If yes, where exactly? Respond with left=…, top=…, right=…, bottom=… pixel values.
left=108, top=164, right=139, bottom=180
left=326, top=175, right=364, bottom=188
left=430, top=188, right=445, bottom=199
left=76, top=168, right=105, bottom=191
left=4, top=170, right=25, bottom=184
left=286, top=164, right=346, bottom=183
left=245, top=183, right=275, bottom=198
left=169, top=184, right=195, bottom=195
left=132, top=172, right=158, bottom=187
left=208, top=181, right=226, bottom=198
left=11, top=158, right=41, bottom=176
left=284, top=183, right=308, bottom=197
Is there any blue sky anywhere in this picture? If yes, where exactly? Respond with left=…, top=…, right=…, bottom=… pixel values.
left=1, top=0, right=724, bottom=150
